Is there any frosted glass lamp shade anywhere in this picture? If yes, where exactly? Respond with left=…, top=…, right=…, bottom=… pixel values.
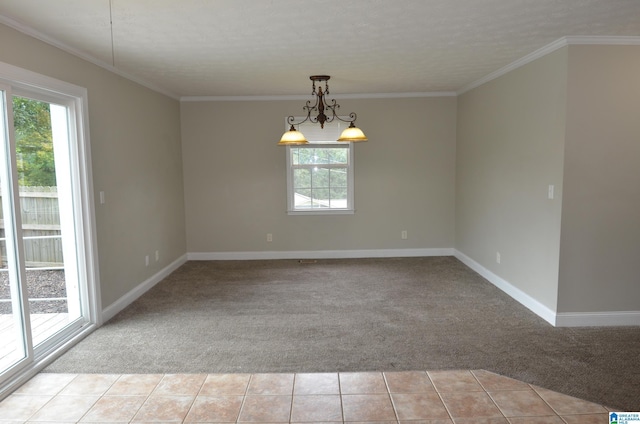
left=278, top=125, right=308, bottom=145
left=337, top=122, right=368, bottom=142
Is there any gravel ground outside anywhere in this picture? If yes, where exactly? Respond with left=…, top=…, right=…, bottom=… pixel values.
left=0, top=270, right=67, bottom=314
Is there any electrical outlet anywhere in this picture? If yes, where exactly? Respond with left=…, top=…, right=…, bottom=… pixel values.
left=401, top=230, right=408, bottom=240
left=496, top=252, right=501, bottom=264
left=548, top=184, right=555, bottom=200
left=267, top=233, right=273, bottom=242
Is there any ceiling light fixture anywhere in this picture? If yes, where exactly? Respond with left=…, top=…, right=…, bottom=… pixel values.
left=278, top=75, right=368, bottom=145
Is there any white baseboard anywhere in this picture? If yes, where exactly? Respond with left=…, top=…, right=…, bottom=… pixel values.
left=187, top=248, right=455, bottom=261
left=102, top=249, right=638, bottom=328
left=101, top=254, right=188, bottom=322
left=454, top=250, right=558, bottom=326
left=556, top=311, right=640, bottom=327
left=453, top=250, right=640, bottom=327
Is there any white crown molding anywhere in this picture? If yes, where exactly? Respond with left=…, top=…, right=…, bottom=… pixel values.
left=0, top=15, right=180, bottom=100
left=564, top=35, right=640, bottom=45
left=457, top=35, right=640, bottom=95
left=180, top=91, right=457, bottom=102
left=457, top=37, right=570, bottom=95
left=4, top=14, right=639, bottom=102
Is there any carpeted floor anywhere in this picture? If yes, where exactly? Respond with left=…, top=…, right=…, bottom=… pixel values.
left=45, top=257, right=640, bottom=410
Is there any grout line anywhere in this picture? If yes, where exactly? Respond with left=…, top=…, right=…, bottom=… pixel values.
left=470, top=370, right=509, bottom=420
left=236, top=372, right=253, bottom=423
left=338, top=372, right=345, bottom=423
left=182, top=373, right=207, bottom=422
left=382, top=371, right=400, bottom=422
left=530, top=383, right=564, bottom=417
left=289, top=373, right=296, bottom=422
left=425, top=370, right=448, bottom=416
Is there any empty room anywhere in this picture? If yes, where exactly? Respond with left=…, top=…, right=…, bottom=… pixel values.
left=0, top=1, right=639, bottom=422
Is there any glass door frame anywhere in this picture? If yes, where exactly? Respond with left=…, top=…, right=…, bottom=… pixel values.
left=0, top=61, right=101, bottom=399
left=0, top=81, right=33, bottom=378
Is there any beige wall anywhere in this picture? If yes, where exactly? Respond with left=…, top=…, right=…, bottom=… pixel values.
left=456, top=48, right=568, bottom=311
left=558, top=45, right=640, bottom=312
left=181, top=97, right=457, bottom=253
left=0, top=24, right=187, bottom=308
left=4, top=19, right=637, bottom=319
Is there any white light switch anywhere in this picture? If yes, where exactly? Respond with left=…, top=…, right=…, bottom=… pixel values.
left=548, top=185, right=554, bottom=200
left=99, top=191, right=105, bottom=204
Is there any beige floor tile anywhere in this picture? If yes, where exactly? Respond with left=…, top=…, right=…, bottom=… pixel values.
left=471, top=370, right=530, bottom=391
left=0, top=394, right=52, bottom=421
left=105, top=373, right=163, bottom=395
left=183, top=395, right=243, bottom=422
left=439, top=392, right=503, bottom=419
left=351, top=421, right=397, bottom=424
left=385, top=371, right=435, bottom=393
left=507, top=417, right=565, bottom=423
left=294, top=373, right=340, bottom=395
left=237, top=395, right=292, bottom=422
left=28, top=395, right=100, bottom=422
left=153, top=373, right=207, bottom=396
left=531, top=386, right=608, bottom=415
left=490, top=390, right=555, bottom=417
left=13, top=373, right=77, bottom=396
left=560, top=413, right=610, bottom=424
left=79, top=395, right=146, bottom=422
left=247, top=373, right=295, bottom=395
left=132, top=395, right=195, bottom=422
left=1, top=370, right=617, bottom=424
left=428, top=370, right=485, bottom=393
left=24, top=422, right=76, bottom=424
left=290, top=394, right=343, bottom=422
left=341, top=394, right=396, bottom=421
left=199, top=373, right=251, bottom=396
left=391, top=392, right=450, bottom=420
left=340, top=372, right=388, bottom=394
left=58, top=374, right=119, bottom=396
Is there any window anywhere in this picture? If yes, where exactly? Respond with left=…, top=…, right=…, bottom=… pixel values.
left=286, top=119, right=354, bottom=214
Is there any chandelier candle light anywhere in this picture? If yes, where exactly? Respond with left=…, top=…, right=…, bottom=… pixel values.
left=278, top=75, right=368, bottom=145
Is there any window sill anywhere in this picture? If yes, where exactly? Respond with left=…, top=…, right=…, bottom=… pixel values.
left=287, top=209, right=355, bottom=216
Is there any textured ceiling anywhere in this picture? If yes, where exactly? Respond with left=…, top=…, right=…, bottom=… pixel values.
left=1, top=0, right=639, bottom=98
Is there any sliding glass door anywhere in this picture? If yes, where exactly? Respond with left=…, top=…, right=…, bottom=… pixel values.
left=0, top=67, right=98, bottom=392
left=0, top=84, right=29, bottom=376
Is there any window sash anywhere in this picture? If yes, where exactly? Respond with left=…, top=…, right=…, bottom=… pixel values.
left=286, top=143, right=354, bottom=214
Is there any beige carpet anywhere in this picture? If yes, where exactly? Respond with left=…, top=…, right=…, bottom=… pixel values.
left=45, top=257, right=640, bottom=410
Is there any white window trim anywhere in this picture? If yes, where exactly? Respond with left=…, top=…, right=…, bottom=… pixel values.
left=286, top=143, right=354, bottom=215
left=285, top=116, right=355, bottom=215
left=0, top=60, right=100, bottom=399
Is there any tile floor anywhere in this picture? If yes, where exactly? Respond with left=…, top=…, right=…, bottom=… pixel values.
left=0, top=370, right=611, bottom=423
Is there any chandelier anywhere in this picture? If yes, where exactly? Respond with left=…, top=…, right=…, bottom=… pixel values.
left=278, top=75, right=368, bottom=145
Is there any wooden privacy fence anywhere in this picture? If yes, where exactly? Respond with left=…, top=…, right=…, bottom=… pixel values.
left=0, top=186, right=63, bottom=268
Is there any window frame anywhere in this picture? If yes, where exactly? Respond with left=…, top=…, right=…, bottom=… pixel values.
left=285, top=120, right=355, bottom=215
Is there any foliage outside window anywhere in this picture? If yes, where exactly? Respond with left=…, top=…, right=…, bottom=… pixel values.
left=286, top=119, right=354, bottom=214
left=12, top=97, right=56, bottom=186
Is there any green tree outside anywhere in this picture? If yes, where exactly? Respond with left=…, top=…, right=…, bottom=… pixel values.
left=12, top=96, right=56, bottom=187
